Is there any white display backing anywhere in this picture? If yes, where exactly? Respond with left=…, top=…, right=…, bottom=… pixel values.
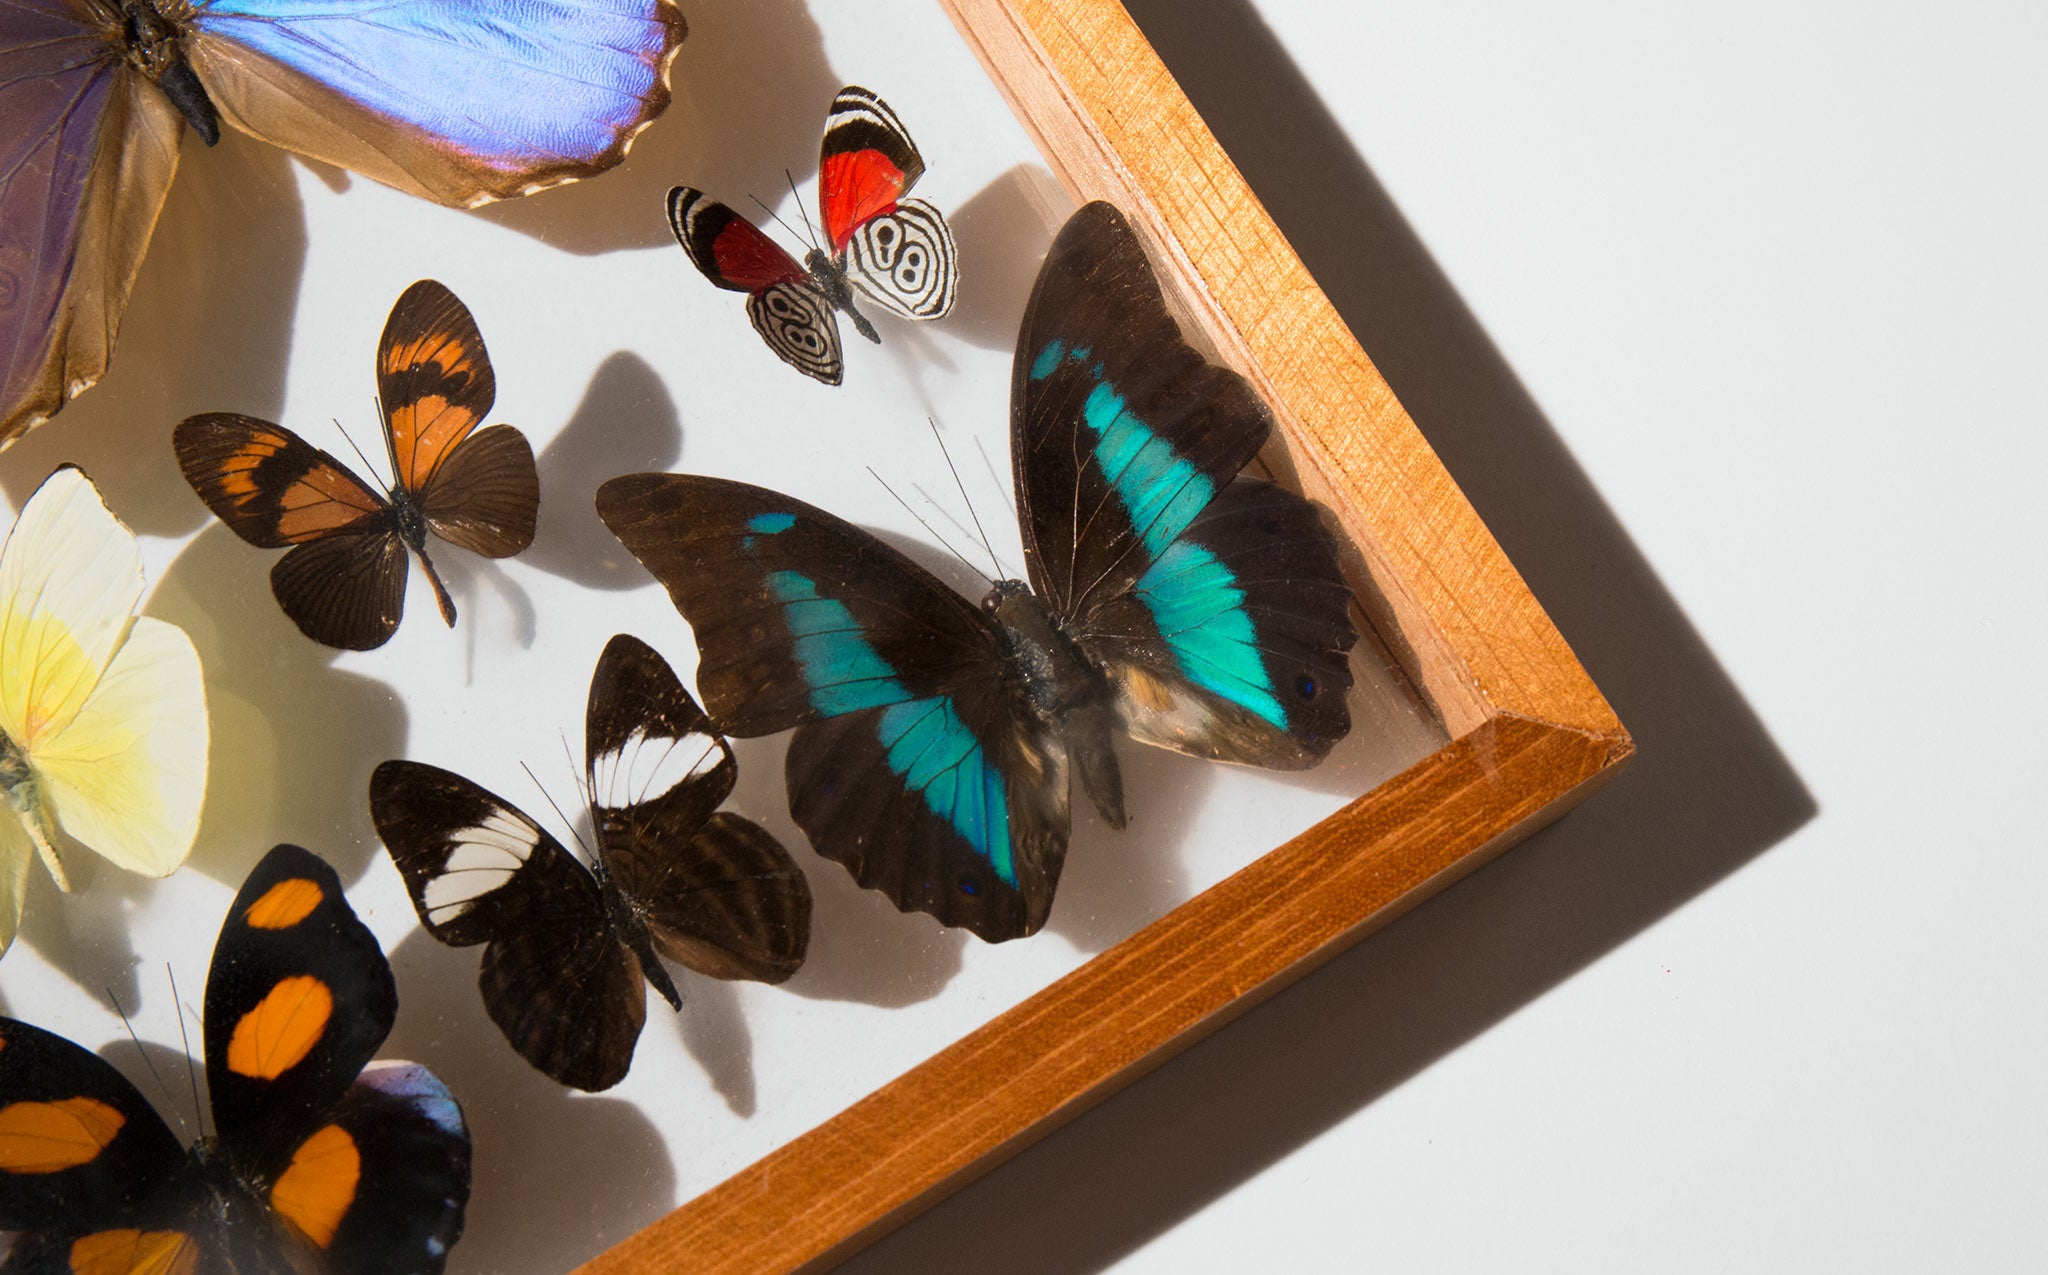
left=0, top=5, right=1442, bottom=1271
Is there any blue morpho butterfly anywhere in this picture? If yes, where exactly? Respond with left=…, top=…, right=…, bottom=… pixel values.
left=0, top=0, right=688, bottom=443
left=597, top=201, right=1360, bottom=943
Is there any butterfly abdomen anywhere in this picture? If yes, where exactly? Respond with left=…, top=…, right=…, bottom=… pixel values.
left=984, top=581, right=1127, bottom=829
left=117, top=0, right=222, bottom=144
left=804, top=248, right=879, bottom=344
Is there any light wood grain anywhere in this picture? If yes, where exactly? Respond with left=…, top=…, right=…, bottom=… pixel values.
left=577, top=2, right=1630, bottom=1271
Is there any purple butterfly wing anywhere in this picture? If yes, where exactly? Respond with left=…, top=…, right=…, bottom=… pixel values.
left=0, top=3, right=183, bottom=443
left=186, top=0, right=689, bottom=207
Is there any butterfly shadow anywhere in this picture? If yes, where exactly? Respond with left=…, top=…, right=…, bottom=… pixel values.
left=433, top=552, right=540, bottom=662
left=520, top=351, right=686, bottom=592
left=723, top=733, right=970, bottom=1010
left=383, top=929, right=678, bottom=1275
left=0, top=130, right=307, bottom=537
left=839, top=2, right=1818, bottom=1270
left=97, top=1037, right=213, bottom=1152
left=12, top=854, right=154, bottom=1010
left=942, top=163, right=1072, bottom=353
left=465, top=0, right=840, bottom=256
left=147, top=525, right=409, bottom=888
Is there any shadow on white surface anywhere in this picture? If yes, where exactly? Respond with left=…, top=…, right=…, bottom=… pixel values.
left=835, top=2, right=1818, bottom=1271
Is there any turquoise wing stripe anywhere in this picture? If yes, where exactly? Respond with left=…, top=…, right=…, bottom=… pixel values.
left=760, top=557, right=1015, bottom=884
left=1134, top=540, right=1288, bottom=730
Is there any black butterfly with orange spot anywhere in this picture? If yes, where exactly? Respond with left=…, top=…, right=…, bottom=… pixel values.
left=174, top=279, right=539, bottom=651
left=0, top=844, right=471, bottom=1273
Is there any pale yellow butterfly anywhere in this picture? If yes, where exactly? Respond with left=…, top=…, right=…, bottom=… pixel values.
left=0, top=467, right=208, bottom=956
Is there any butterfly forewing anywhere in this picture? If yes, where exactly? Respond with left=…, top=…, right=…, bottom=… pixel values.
left=1012, top=201, right=1358, bottom=765
left=184, top=0, right=688, bottom=208
left=378, top=279, right=496, bottom=493
left=173, top=413, right=392, bottom=549
left=666, top=187, right=808, bottom=293
left=0, top=10, right=184, bottom=444
left=203, top=845, right=398, bottom=1167
left=817, top=86, right=925, bottom=253
left=587, top=634, right=734, bottom=832
left=0, top=1018, right=186, bottom=1237
left=1012, top=202, right=1275, bottom=617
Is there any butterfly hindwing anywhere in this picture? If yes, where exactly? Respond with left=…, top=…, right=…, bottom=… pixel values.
left=0, top=7, right=185, bottom=444
left=418, top=423, right=540, bottom=560
left=272, top=1061, right=470, bottom=1271
left=369, top=761, right=646, bottom=1092
left=203, top=845, right=398, bottom=1163
left=842, top=196, right=958, bottom=321
left=597, top=475, right=1070, bottom=940
left=1016, top=202, right=1357, bottom=764
left=587, top=635, right=812, bottom=982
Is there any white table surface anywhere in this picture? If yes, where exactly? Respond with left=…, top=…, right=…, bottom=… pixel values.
left=841, top=2, right=2048, bottom=1271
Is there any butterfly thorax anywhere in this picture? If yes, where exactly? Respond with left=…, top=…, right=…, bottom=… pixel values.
left=983, top=580, right=1128, bottom=828
left=591, top=842, right=684, bottom=1012
left=387, top=484, right=430, bottom=554
left=803, top=248, right=881, bottom=344
left=97, top=0, right=222, bottom=145
left=0, top=730, right=34, bottom=814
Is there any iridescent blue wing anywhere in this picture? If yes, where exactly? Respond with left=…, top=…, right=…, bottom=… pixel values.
left=598, top=474, right=1072, bottom=942
left=1014, top=202, right=1357, bottom=766
left=0, top=3, right=183, bottom=441
left=184, top=0, right=688, bottom=207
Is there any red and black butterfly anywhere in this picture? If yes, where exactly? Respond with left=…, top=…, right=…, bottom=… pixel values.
left=0, top=844, right=471, bottom=1272
left=370, top=634, right=812, bottom=1092
left=174, top=279, right=539, bottom=651
left=667, top=86, right=958, bottom=385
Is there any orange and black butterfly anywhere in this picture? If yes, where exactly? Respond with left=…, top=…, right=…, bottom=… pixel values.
left=0, top=844, right=471, bottom=1272
left=174, top=279, right=539, bottom=651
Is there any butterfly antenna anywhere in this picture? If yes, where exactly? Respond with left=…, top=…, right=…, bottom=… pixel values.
left=869, top=467, right=992, bottom=587
left=106, top=986, right=193, bottom=1145
left=748, top=192, right=813, bottom=254
left=974, top=434, right=1018, bottom=517
left=786, top=167, right=822, bottom=252
left=334, top=413, right=384, bottom=488
left=927, top=417, right=1006, bottom=578
left=521, top=758, right=596, bottom=863
left=165, top=964, right=208, bottom=1143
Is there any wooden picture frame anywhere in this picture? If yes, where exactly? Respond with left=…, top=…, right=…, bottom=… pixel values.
left=580, top=1, right=1631, bottom=1269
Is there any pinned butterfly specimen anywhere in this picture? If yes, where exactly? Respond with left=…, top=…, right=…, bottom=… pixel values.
left=174, top=279, right=538, bottom=651
left=0, top=465, right=207, bottom=959
left=0, top=0, right=689, bottom=444
left=599, top=201, right=1359, bottom=942
left=369, top=634, right=812, bottom=1092
left=667, top=85, right=959, bottom=385
left=0, top=843, right=472, bottom=1272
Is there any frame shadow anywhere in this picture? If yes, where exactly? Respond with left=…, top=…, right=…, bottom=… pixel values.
left=835, top=3, right=1817, bottom=1271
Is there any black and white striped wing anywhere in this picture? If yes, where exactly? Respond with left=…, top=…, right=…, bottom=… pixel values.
left=369, top=760, right=650, bottom=1092
left=746, top=281, right=844, bottom=385
left=587, top=635, right=812, bottom=984
left=841, top=197, right=958, bottom=320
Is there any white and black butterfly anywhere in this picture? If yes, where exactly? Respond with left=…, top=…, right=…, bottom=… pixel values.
left=666, top=86, right=958, bottom=385
left=369, top=635, right=811, bottom=1091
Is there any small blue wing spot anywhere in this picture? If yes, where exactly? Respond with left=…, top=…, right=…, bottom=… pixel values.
left=1031, top=339, right=1067, bottom=381
left=747, top=511, right=798, bottom=534
left=1071, top=346, right=1092, bottom=361
left=959, top=877, right=980, bottom=896
left=1296, top=674, right=1318, bottom=699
